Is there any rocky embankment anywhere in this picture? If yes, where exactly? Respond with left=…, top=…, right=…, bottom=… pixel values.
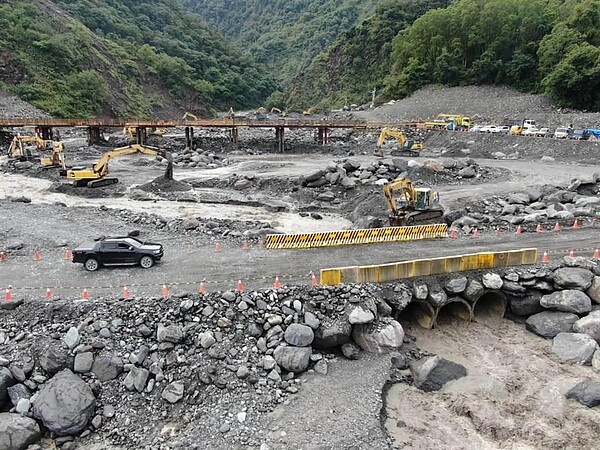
left=2, top=255, right=600, bottom=450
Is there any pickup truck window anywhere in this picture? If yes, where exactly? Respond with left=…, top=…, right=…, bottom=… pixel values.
left=101, top=242, right=119, bottom=250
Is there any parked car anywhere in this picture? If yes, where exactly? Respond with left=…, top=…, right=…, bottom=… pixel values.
left=522, top=127, right=539, bottom=136
left=470, top=125, right=483, bottom=133
left=72, top=236, right=164, bottom=271
left=571, top=129, right=589, bottom=140
left=553, top=127, right=571, bottom=139
left=498, top=126, right=511, bottom=133
left=480, top=125, right=500, bottom=133
left=535, top=127, right=550, bottom=137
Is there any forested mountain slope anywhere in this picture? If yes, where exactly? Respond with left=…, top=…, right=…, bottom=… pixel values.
left=0, top=0, right=275, bottom=118
left=183, top=0, right=378, bottom=88
left=287, top=0, right=600, bottom=112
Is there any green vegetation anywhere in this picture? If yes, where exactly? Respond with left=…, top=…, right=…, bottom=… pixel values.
left=285, top=0, right=450, bottom=110
left=183, top=0, right=378, bottom=87
left=0, top=0, right=275, bottom=117
left=287, top=0, right=600, bottom=112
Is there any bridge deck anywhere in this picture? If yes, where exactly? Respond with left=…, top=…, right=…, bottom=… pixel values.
left=0, top=118, right=419, bottom=129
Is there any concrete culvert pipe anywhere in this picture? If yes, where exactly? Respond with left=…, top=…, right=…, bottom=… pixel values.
left=397, top=301, right=436, bottom=329
left=473, top=290, right=507, bottom=322
left=435, top=299, right=472, bottom=326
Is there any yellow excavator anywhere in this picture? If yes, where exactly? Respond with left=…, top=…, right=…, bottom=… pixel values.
left=65, top=144, right=173, bottom=188
left=40, top=141, right=66, bottom=170
left=383, top=177, right=444, bottom=226
left=375, top=127, right=424, bottom=157
left=303, top=107, right=317, bottom=116
left=182, top=112, right=199, bottom=121
left=8, top=135, right=54, bottom=160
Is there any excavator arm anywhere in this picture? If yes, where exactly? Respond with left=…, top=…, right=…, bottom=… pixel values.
left=66, top=144, right=173, bottom=188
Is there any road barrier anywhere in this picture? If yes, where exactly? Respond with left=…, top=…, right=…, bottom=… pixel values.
left=320, top=248, right=538, bottom=285
left=264, top=223, right=448, bottom=249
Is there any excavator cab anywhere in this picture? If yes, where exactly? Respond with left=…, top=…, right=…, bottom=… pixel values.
left=414, top=188, right=439, bottom=210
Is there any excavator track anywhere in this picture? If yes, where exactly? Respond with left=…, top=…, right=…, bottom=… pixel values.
left=403, top=209, right=444, bottom=226
left=86, top=177, right=119, bottom=188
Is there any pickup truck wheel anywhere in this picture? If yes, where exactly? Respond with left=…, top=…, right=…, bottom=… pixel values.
left=140, top=255, right=154, bottom=269
left=84, top=258, right=99, bottom=272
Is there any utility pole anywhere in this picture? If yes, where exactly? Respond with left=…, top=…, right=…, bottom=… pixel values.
left=370, top=88, right=376, bottom=109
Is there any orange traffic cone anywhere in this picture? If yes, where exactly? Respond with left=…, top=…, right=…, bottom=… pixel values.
left=568, top=250, right=576, bottom=259
left=553, top=222, right=561, bottom=232
left=573, top=219, right=581, bottom=229
left=541, top=251, right=550, bottom=264
left=516, top=225, right=523, bottom=234
left=34, top=250, right=42, bottom=261
left=198, top=279, right=206, bottom=294
left=273, top=276, right=281, bottom=289
left=0, top=252, right=6, bottom=262
left=215, top=242, right=221, bottom=253
left=65, top=249, right=72, bottom=260
left=45, top=287, right=52, bottom=299
left=449, top=229, right=458, bottom=239
left=4, top=286, right=13, bottom=301
left=310, top=271, right=318, bottom=287
left=472, top=228, right=480, bottom=238
left=535, top=224, right=543, bottom=233
left=243, top=241, right=249, bottom=251
left=82, top=288, right=90, bottom=300
left=593, top=248, right=600, bottom=259
left=495, top=228, right=501, bottom=236
left=236, top=279, right=245, bottom=292
left=161, top=284, right=169, bottom=299
left=122, top=286, right=130, bottom=299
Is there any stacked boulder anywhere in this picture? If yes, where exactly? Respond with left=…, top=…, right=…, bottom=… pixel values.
left=449, top=174, right=600, bottom=234
left=0, top=284, right=405, bottom=449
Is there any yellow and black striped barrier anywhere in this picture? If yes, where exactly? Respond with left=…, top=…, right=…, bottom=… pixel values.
left=264, top=223, right=448, bottom=250
left=320, top=248, right=538, bottom=285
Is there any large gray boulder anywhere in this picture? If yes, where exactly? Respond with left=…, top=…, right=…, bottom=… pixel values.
left=312, top=318, right=352, bottom=349
left=39, top=344, right=72, bottom=376
left=273, top=346, right=312, bottom=373
left=553, top=267, right=594, bottom=290
left=157, top=324, right=184, bottom=343
left=347, top=304, right=375, bottom=325
left=32, top=369, right=96, bottom=435
left=91, top=355, right=124, bottom=381
left=162, top=381, right=184, bottom=404
left=0, top=413, right=41, bottom=450
left=566, top=380, right=600, bottom=407
left=482, top=273, right=503, bottom=290
left=462, top=279, right=484, bottom=302
left=427, top=285, right=448, bottom=307
left=444, top=276, right=468, bottom=294
left=123, top=367, right=149, bottom=393
left=284, top=324, right=314, bottom=347
left=410, top=356, right=467, bottom=392
left=0, top=367, right=16, bottom=407
left=352, top=318, right=405, bottom=354
left=525, top=311, right=578, bottom=339
left=585, top=276, right=600, bottom=304
left=573, top=310, right=600, bottom=343
left=540, top=290, right=592, bottom=314
left=508, top=290, right=544, bottom=317
left=507, top=192, right=530, bottom=205
left=552, top=333, right=599, bottom=364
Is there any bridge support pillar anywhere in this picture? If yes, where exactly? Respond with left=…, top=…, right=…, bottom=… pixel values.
left=275, top=126, right=285, bottom=152
left=229, top=127, right=238, bottom=143
left=317, top=127, right=330, bottom=145
left=87, top=126, right=104, bottom=146
left=35, top=126, right=53, bottom=141
left=135, top=127, right=147, bottom=145
left=185, top=126, right=195, bottom=150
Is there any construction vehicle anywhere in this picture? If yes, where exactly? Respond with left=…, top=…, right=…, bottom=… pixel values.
left=383, top=177, right=444, bottom=226
left=270, top=107, right=287, bottom=117
left=65, top=144, right=173, bottom=188
left=303, top=107, right=317, bottom=116
left=8, top=135, right=54, bottom=160
left=374, top=127, right=424, bottom=157
left=509, top=119, right=536, bottom=135
left=182, top=112, right=199, bottom=121
left=437, top=114, right=471, bottom=130
left=40, top=141, right=66, bottom=170
left=124, top=127, right=166, bottom=141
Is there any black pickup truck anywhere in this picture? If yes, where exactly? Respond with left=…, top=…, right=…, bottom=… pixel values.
left=72, top=236, right=164, bottom=271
